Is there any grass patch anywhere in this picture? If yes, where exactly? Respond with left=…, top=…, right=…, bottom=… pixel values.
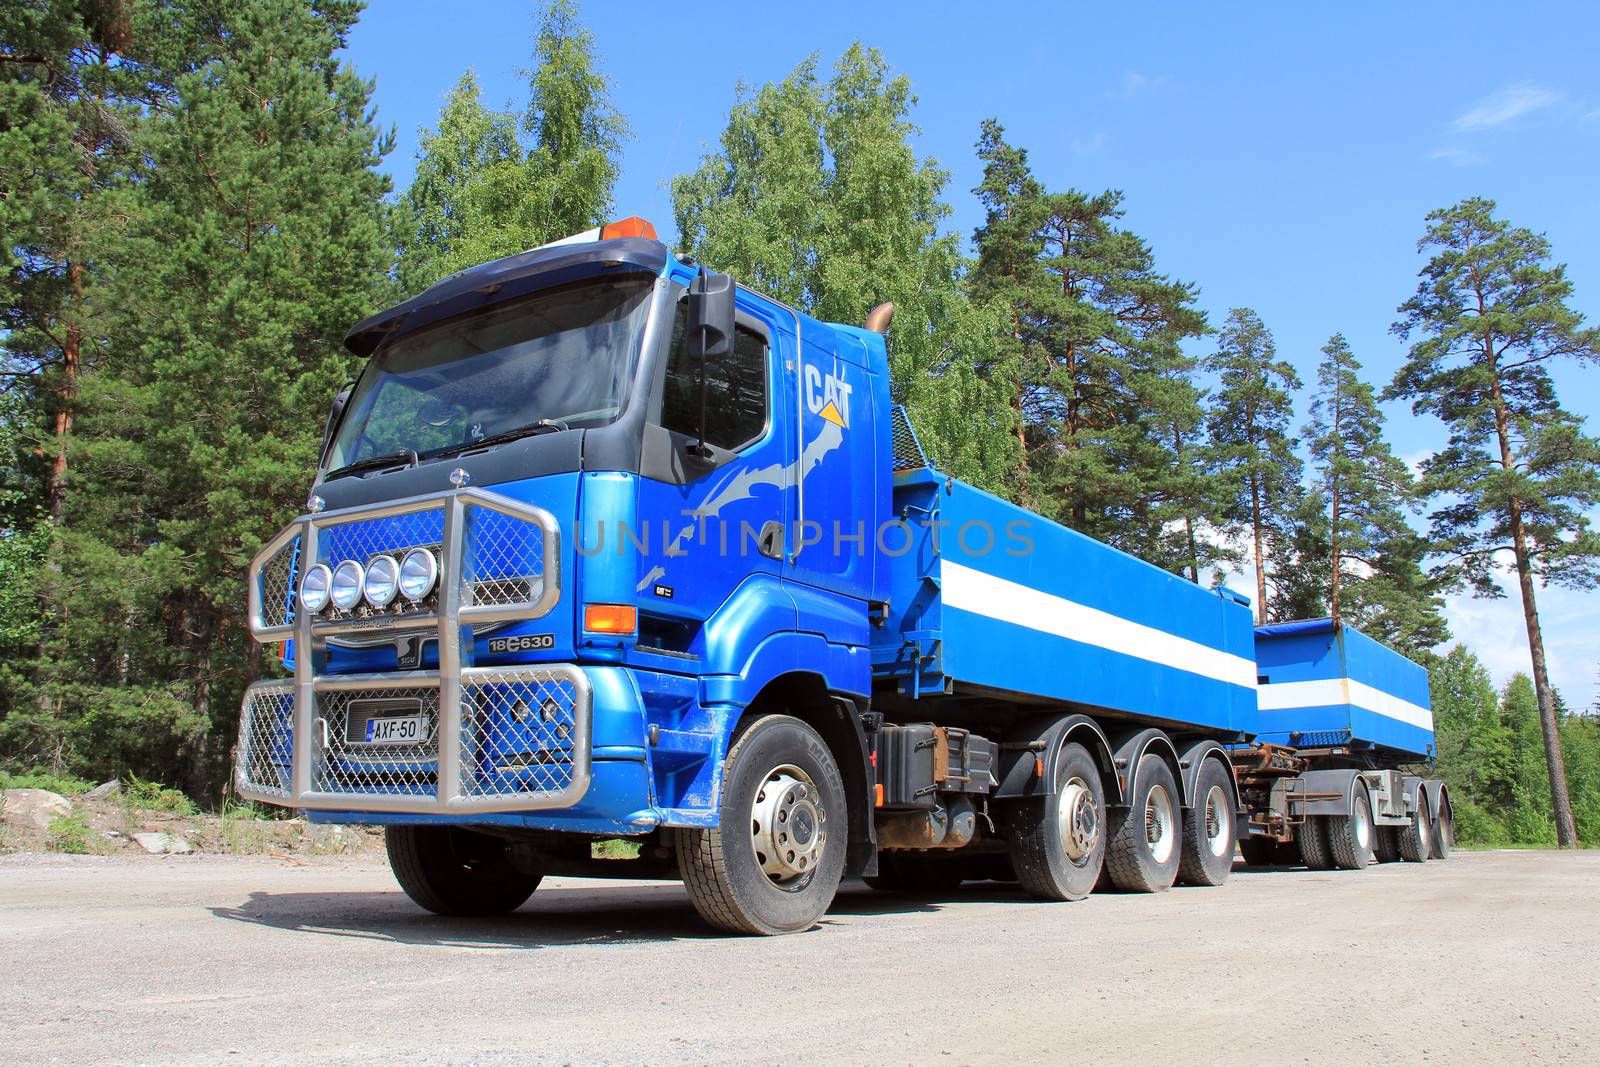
left=0, top=768, right=97, bottom=796
left=46, top=812, right=99, bottom=854
left=591, top=838, right=642, bottom=860
left=122, top=774, right=196, bottom=816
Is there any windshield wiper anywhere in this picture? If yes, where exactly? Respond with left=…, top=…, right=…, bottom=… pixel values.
left=432, top=419, right=568, bottom=459
left=323, top=448, right=418, bottom=482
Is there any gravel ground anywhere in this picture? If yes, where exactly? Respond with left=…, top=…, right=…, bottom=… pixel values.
left=2, top=848, right=1596, bottom=1066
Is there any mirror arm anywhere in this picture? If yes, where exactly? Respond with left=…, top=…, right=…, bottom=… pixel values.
left=689, top=333, right=713, bottom=459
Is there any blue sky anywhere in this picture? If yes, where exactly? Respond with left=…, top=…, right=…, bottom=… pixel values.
left=344, top=1, right=1599, bottom=708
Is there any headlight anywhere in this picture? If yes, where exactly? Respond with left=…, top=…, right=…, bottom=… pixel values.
left=298, top=564, right=333, bottom=615
left=363, top=554, right=400, bottom=608
left=329, top=559, right=364, bottom=611
left=398, top=547, right=439, bottom=602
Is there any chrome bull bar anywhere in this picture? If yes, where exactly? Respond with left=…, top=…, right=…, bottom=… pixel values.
left=238, top=488, right=589, bottom=814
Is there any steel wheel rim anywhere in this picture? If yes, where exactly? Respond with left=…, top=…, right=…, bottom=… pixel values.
left=1354, top=797, right=1372, bottom=851
left=1056, top=776, right=1100, bottom=866
left=750, top=763, right=825, bottom=891
left=1204, top=784, right=1231, bottom=858
left=1145, top=783, right=1176, bottom=865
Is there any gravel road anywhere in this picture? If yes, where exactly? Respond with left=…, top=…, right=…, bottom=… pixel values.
left=2, top=849, right=1596, bottom=1066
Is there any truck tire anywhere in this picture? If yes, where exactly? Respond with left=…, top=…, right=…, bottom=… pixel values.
left=1374, top=825, right=1400, bottom=862
left=1430, top=797, right=1453, bottom=859
left=385, top=825, right=540, bottom=916
left=1177, top=759, right=1235, bottom=886
left=862, top=853, right=965, bottom=894
left=1298, top=816, right=1333, bottom=870
left=1328, top=787, right=1376, bottom=870
left=1006, top=741, right=1107, bottom=901
left=1398, top=792, right=1432, bottom=863
left=1105, top=754, right=1182, bottom=892
left=675, top=714, right=847, bottom=935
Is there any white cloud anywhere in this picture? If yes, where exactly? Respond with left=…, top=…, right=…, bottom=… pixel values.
left=1071, top=131, right=1106, bottom=156
left=1116, top=71, right=1168, bottom=99
left=1452, top=84, right=1563, bottom=132
left=1428, top=146, right=1483, bottom=168
left=1443, top=570, right=1599, bottom=712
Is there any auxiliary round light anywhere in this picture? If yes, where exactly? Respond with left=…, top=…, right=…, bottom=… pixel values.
left=398, top=547, right=439, bottom=602
left=363, top=554, right=400, bottom=608
left=298, top=564, right=333, bottom=615
left=329, top=559, right=365, bottom=612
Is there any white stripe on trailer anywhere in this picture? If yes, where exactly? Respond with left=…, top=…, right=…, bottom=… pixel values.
left=941, top=561, right=1259, bottom=690
left=1257, top=678, right=1433, bottom=731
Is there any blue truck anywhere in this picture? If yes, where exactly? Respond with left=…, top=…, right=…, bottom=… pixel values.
left=238, top=218, right=1453, bottom=934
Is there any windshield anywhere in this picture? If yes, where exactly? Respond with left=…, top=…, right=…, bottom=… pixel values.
left=325, top=275, right=654, bottom=473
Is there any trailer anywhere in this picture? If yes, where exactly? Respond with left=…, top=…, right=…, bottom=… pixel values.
left=237, top=217, right=1450, bottom=935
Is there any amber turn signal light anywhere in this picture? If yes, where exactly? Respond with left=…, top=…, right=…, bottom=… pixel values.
left=584, top=603, right=637, bottom=634
left=600, top=216, right=658, bottom=241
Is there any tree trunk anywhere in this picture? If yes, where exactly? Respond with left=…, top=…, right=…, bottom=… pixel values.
left=1328, top=473, right=1342, bottom=629
left=1487, top=371, right=1576, bottom=846
left=1249, top=471, right=1266, bottom=625
left=49, top=262, right=85, bottom=524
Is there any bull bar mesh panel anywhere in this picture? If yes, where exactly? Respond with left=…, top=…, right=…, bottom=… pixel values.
left=462, top=504, right=547, bottom=611
left=460, top=670, right=579, bottom=799
left=254, top=534, right=302, bottom=633
left=238, top=682, right=294, bottom=800
left=310, top=685, right=441, bottom=798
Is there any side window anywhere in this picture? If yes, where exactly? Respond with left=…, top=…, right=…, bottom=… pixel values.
left=660, top=299, right=768, bottom=450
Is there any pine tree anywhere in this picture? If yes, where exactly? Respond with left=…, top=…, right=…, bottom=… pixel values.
left=42, top=0, right=393, bottom=793
left=394, top=0, right=625, bottom=295
left=1306, top=333, right=1447, bottom=655
left=1205, top=309, right=1301, bottom=621
left=969, top=124, right=1210, bottom=569
left=674, top=46, right=1017, bottom=492
left=1268, top=491, right=1332, bottom=622
left=1390, top=197, right=1600, bottom=847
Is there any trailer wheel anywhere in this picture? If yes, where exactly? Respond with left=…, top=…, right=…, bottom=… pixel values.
left=1431, top=797, right=1453, bottom=860
left=1178, top=760, right=1235, bottom=886
left=1328, top=787, right=1376, bottom=870
left=1398, top=791, right=1432, bottom=863
left=1374, top=826, right=1400, bottom=862
left=1006, top=741, right=1106, bottom=901
left=1105, top=754, right=1182, bottom=892
left=385, top=825, right=540, bottom=916
left=862, top=853, right=965, bottom=894
left=1298, top=816, right=1334, bottom=870
left=675, top=714, right=847, bottom=935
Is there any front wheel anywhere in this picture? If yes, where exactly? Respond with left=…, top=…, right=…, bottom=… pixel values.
left=385, top=825, right=541, bottom=916
left=676, top=714, right=847, bottom=935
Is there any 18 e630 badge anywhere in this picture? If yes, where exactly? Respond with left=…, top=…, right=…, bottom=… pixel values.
left=486, top=633, right=555, bottom=654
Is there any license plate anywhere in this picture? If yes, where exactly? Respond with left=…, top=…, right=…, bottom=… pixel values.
left=364, top=715, right=424, bottom=745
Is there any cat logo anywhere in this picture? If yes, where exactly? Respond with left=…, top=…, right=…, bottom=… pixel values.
left=803, top=362, right=853, bottom=429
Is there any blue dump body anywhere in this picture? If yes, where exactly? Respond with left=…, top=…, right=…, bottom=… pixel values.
left=871, top=465, right=1259, bottom=741
left=1254, top=619, right=1434, bottom=759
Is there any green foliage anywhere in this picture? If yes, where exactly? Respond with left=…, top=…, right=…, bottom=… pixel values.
left=1306, top=333, right=1447, bottom=655
left=46, top=810, right=96, bottom=854
left=393, top=0, right=626, bottom=294
left=0, top=766, right=96, bottom=795
left=123, top=773, right=195, bottom=815
left=1204, top=308, right=1301, bottom=613
left=969, top=121, right=1213, bottom=573
left=674, top=46, right=1018, bottom=493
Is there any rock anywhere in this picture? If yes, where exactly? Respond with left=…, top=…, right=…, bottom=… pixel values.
left=84, top=779, right=121, bottom=801
left=301, top=824, right=351, bottom=853
left=1, top=788, right=72, bottom=831
left=131, top=831, right=192, bottom=855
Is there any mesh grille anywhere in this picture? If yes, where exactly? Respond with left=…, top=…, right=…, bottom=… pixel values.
left=462, top=503, right=547, bottom=610
left=238, top=683, right=294, bottom=800
left=890, top=404, right=931, bottom=471
left=319, top=510, right=445, bottom=571
left=460, top=671, right=578, bottom=798
left=257, top=537, right=302, bottom=630
left=1289, top=730, right=1353, bottom=747
left=310, top=687, right=440, bottom=797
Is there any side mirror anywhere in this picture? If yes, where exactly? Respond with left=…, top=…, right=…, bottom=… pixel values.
left=686, top=267, right=734, bottom=363
left=318, top=380, right=355, bottom=466
left=685, top=268, right=734, bottom=458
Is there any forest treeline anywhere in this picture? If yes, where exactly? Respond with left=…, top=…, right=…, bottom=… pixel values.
left=3, top=1, right=1599, bottom=844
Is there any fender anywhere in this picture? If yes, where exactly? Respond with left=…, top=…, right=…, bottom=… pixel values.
left=994, top=714, right=1116, bottom=802
left=1175, top=739, right=1242, bottom=814
left=1103, top=727, right=1185, bottom=808
left=1298, top=767, right=1369, bottom=817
